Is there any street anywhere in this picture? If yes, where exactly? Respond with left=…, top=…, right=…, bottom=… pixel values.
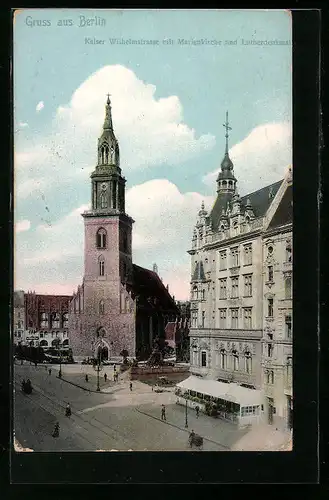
left=14, top=363, right=247, bottom=452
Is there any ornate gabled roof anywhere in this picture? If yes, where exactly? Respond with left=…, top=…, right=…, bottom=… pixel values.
left=191, top=261, right=206, bottom=282
left=209, top=179, right=283, bottom=231
left=267, top=184, right=292, bottom=230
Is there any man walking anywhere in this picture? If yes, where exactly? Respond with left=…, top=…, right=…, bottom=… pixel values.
left=48, top=368, right=52, bottom=376
left=161, top=405, right=166, bottom=421
left=85, top=374, right=89, bottom=382
left=104, top=373, right=107, bottom=382
left=195, top=405, right=200, bottom=418
left=129, top=382, right=132, bottom=391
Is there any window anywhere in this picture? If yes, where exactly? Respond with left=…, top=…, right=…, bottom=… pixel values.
left=192, top=286, right=198, bottom=301
left=268, top=245, right=273, bottom=255
left=99, top=300, right=104, bottom=314
left=62, top=313, right=68, bottom=328
left=286, top=243, right=292, bottom=262
left=285, top=276, right=292, bottom=299
left=230, top=247, right=239, bottom=267
left=267, top=343, right=273, bottom=358
left=39, top=333, right=43, bottom=338
left=268, top=265, right=273, bottom=282
left=286, top=357, right=292, bottom=382
left=191, top=310, right=198, bottom=327
left=245, top=351, right=252, bottom=373
left=241, top=405, right=260, bottom=416
left=51, top=313, right=60, bottom=328
left=243, top=308, right=252, bottom=328
left=266, top=370, right=275, bottom=384
left=99, top=256, right=105, bottom=276
left=232, top=221, right=239, bottom=236
left=244, top=274, right=252, bottom=296
left=201, top=311, right=205, bottom=328
left=125, top=296, right=130, bottom=313
left=219, top=251, right=227, bottom=270
left=232, top=350, right=239, bottom=371
left=219, top=278, right=227, bottom=299
left=267, top=298, right=274, bottom=317
left=100, top=192, right=108, bottom=209
left=231, top=276, right=239, bottom=298
left=285, top=315, right=292, bottom=339
left=220, top=349, right=227, bottom=369
left=96, top=228, right=107, bottom=249
left=201, top=351, right=207, bottom=367
left=201, top=289, right=205, bottom=300
left=231, top=308, right=239, bottom=328
left=219, top=309, right=227, bottom=328
left=244, top=244, right=252, bottom=265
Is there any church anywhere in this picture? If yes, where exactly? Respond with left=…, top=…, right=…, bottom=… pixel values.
left=68, top=96, right=178, bottom=362
left=183, top=112, right=293, bottom=430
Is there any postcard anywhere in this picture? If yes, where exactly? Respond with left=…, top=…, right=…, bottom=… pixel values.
left=13, top=8, right=292, bottom=453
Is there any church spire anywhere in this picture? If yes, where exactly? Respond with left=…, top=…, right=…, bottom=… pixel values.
left=220, top=111, right=234, bottom=171
left=103, top=93, right=113, bottom=131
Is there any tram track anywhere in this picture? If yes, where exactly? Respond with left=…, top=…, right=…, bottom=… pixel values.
left=14, top=374, right=136, bottom=450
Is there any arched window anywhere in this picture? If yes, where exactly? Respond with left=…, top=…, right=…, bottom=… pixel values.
left=125, top=296, right=130, bottom=313
left=96, top=228, right=107, bottom=249
left=99, top=300, right=105, bottom=314
left=100, top=192, right=108, bottom=209
left=245, top=351, right=252, bottom=373
left=245, top=215, right=250, bottom=223
left=98, top=255, right=105, bottom=276
left=285, top=276, right=292, bottom=299
left=192, top=286, right=198, bottom=300
left=286, top=243, right=292, bottom=262
left=232, top=350, right=239, bottom=371
left=63, top=339, right=69, bottom=346
left=220, top=349, right=227, bottom=370
left=228, top=180, right=233, bottom=187
left=222, top=180, right=227, bottom=188
left=39, top=340, right=48, bottom=347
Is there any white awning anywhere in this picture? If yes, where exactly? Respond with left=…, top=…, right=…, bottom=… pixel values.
left=176, top=375, right=263, bottom=407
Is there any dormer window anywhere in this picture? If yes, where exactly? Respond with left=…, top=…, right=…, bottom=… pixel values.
left=245, top=215, right=250, bottom=223
left=96, top=228, right=107, bottom=249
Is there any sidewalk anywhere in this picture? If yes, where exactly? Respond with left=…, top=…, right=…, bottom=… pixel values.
left=51, top=364, right=126, bottom=394
left=136, top=402, right=248, bottom=449
left=230, top=424, right=292, bottom=451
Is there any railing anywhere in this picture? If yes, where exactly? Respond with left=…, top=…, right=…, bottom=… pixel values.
left=190, top=328, right=262, bottom=339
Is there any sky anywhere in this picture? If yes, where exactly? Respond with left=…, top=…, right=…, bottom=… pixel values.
left=14, top=9, right=292, bottom=300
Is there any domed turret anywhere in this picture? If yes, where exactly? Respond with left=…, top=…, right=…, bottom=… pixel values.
left=216, top=111, right=237, bottom=193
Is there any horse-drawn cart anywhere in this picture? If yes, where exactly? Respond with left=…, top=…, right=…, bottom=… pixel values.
left=188, top=432, right=204, bottom=450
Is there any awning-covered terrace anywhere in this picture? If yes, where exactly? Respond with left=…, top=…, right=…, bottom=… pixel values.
left=176, top=375, right=263, bottom=407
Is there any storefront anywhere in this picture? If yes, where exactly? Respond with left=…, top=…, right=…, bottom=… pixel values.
left=175, top=376, right=265, bottom=427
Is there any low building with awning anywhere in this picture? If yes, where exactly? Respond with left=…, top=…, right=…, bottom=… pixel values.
left=175, top=375, right=265, bottom=427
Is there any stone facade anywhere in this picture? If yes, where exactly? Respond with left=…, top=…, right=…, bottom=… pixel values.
left=15, top=291, right=71, bottom=348
left=13, top=290, right=25, bottom=343
left=187, top=113, right=292, bottom=429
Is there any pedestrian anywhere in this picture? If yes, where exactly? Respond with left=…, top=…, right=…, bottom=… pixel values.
left=52, top=422, right=60, bottom=438
left=85, top=374, right=89, bottom=382
left=151, top=385, right=153, bottom=392
left=65, top=403, right=71, bottom=417
left=35, top=361, right=37, bottom=368
left=21, top=360, right=23, bottom=366
left=48, top=368, right=52, bottom=376
left=113, top=364, right=116, bottom=372
left=104, top=373, right=107, bottom=382
left=129, top=382, right=132, bottom=391
left=195, top=405, right=200, bottom=418
left=161, top=405, right=166, bottom=421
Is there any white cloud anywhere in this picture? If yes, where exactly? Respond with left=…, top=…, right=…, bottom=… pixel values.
left=18, top=122, right=28, bottom=128
left=15, top=65, right=215, bottom=198
left=36, top=101, right=44, bottom=112
left=203, top=122, right=292, bottom=195
left=15, top=219, right=31, bottom=233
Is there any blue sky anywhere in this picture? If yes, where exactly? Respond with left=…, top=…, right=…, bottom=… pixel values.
left=14, top=9, right=292, bottom=299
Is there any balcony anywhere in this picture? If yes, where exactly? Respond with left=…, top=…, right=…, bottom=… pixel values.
left=191, top=328, right=262, bottom=340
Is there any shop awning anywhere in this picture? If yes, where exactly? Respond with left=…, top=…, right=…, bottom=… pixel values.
left=176, top=375, right=263, bottom=407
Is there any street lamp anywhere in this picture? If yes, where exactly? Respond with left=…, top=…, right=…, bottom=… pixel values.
left=93, top=358, right=103, bottom=391
left=185, top=398, right=188, bottom=428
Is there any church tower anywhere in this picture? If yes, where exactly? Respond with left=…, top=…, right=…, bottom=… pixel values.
left=70, top=95, right=136, bottom=361
left=216, top=111, right=237, bottom=194
left=83, top=94, right=134, bottom=286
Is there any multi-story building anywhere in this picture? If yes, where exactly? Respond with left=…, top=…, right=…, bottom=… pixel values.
left=261, top=180, right=292, bottom=430
left=181, top=113, right=293, bottom=428
left=23, top=292, right=72, bottom=348
left=68, top=96, right=178, bottom=362
left=13, top=290, right=25, bottom=344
